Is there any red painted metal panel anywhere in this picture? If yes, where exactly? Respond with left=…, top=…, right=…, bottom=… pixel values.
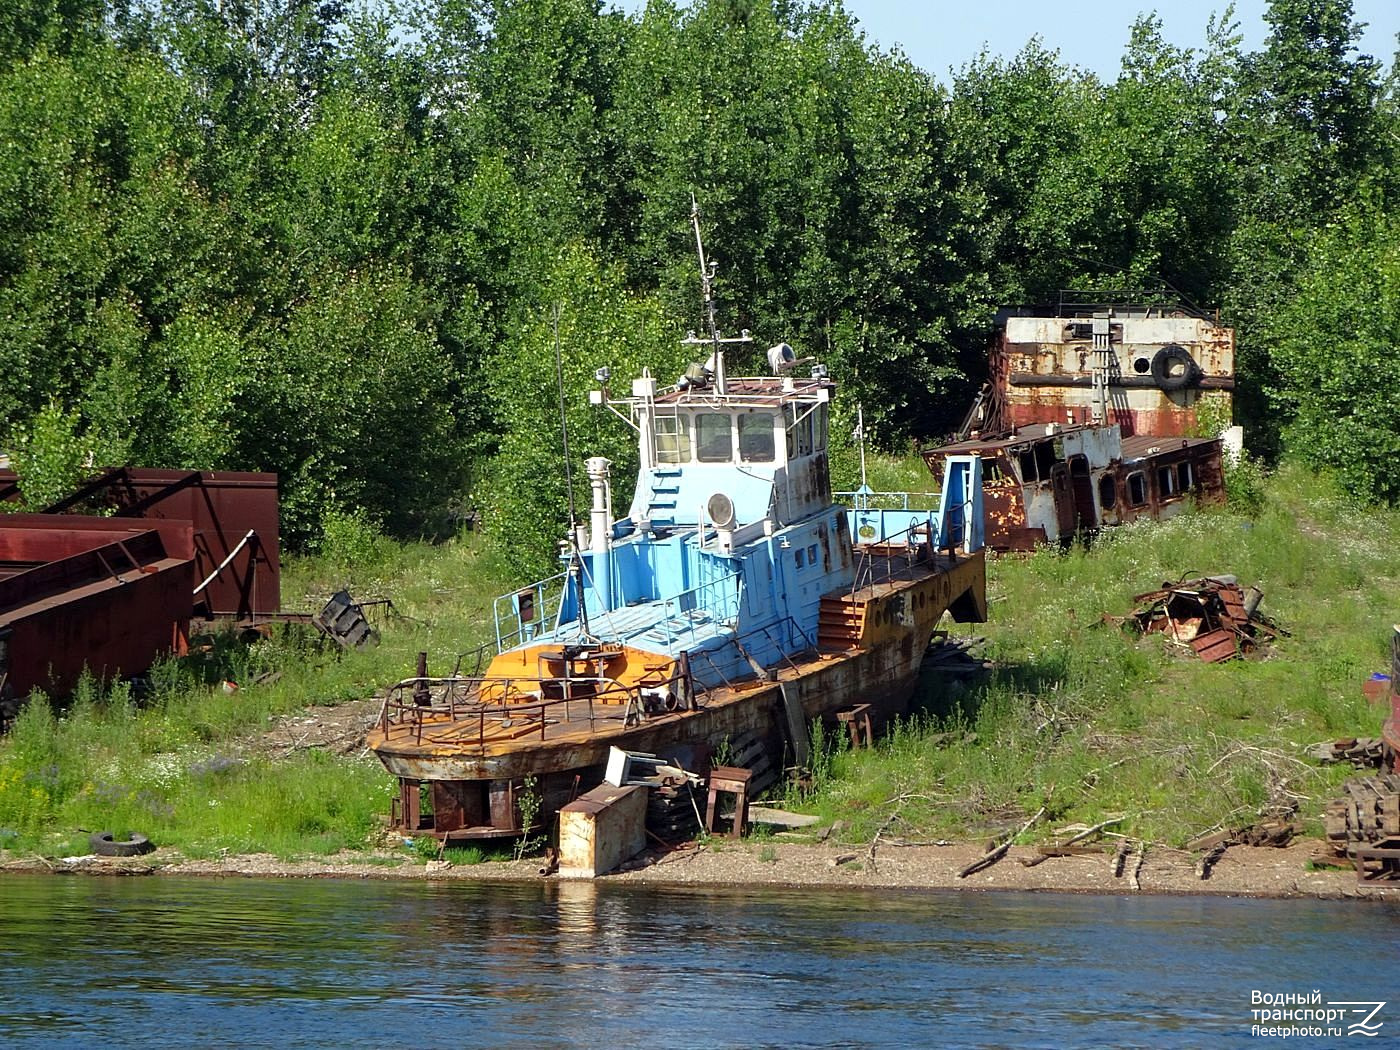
left=0, top=469, right=279, bottom=617
left=0, top=518, right=195, bottom=697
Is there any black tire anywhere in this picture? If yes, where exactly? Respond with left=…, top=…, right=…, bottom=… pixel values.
left=1151, top=344, right=1198, bottom=392
left=90, top=830, right=154, bottom=857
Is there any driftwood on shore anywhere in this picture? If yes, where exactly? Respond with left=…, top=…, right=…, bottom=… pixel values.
left=958, top=806, right=1046, bottom=878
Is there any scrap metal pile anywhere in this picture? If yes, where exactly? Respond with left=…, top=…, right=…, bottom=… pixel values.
left=1113, top=575, right=1283, bottom=662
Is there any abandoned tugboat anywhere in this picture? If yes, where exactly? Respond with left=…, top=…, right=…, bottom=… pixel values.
left=365, top=213, right=988, bottom=841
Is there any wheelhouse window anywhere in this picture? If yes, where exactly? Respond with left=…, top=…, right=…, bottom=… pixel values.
left=1157, top=464, right=1176, bottom=498
left=655, top=414, right=690, bottom=464
left=738, top=411, right=775, bottom=463
left=1177, top=462, right=1193, bottom=492
left=784, top=404, right=814, bottom=458
left=696, top=412, right=733, bottom=462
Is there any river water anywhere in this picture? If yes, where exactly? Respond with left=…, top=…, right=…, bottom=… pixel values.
left=0, top=876, right=1396, bottom=1048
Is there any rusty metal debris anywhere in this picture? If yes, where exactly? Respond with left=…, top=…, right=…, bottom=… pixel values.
left=925, top=633, right=992, bottom=676
left=1112, top=575, right=1283, bottom=662
left=312, top=590, right=381, bottom=650
left=1186, top=819, right=1299, bottom=880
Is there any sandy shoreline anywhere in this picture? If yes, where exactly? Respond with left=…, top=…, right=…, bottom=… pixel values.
left=3, top=837, right=1392, bottom=901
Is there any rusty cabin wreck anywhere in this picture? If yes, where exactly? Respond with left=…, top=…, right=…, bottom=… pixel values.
left=927, top=424, right=1224, bottom=551
left=923, top=292, right=1231, bottom=550
left=982, top=291, right=1234, bottom=438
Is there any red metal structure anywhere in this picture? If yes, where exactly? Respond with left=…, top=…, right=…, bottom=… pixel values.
left=0, top=468, right=283, bottom=715
left=0, top=468, right=280, bottom=618
left=0, top=515, right=195, bottom=700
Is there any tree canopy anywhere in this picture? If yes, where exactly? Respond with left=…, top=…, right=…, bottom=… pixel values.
left=0, top=0, right=1394, bottom=557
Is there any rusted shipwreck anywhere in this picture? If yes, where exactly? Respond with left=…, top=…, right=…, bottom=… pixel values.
left=923, top=292, right=1232, bottom=550
left=926, top=423, right=1224, bottom=551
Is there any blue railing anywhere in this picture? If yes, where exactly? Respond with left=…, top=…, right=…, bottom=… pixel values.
left=835, top=489, right=941, bottom=512
left=646, top=571, right=743, bottom=651
left=492, top=571, right=569, bottom=653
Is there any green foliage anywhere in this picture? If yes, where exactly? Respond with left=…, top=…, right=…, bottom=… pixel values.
left=8, top=402, right=90, bottom=510
left=0, top=0, right=1399, bottom=563
left=1255, top=198, right=1400, bottom=502
left=480, top=244, right=683, bottom=576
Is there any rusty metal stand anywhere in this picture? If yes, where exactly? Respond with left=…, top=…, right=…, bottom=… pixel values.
left=706, top=766, right=752, bottom=839
left=1355, top=837, right=1400, bottom=887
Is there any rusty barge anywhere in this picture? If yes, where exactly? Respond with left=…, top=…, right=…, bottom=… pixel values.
left=365, top=212, right=988, bottom=840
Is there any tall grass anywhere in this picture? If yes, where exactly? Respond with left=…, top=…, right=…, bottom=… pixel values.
left=1, top=458, right=1395, bottom=858
left=0, top=529, right=516, bottom=859
left=798, top=459, right=1399, bottom=847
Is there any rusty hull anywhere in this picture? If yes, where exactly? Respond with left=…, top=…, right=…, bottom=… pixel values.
left=0, top=515, right=195, bottom=698
left=368, top=550, right=987, bottom=839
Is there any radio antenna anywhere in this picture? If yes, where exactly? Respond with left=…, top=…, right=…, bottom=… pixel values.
left=553, top=304, right=591, bottom=639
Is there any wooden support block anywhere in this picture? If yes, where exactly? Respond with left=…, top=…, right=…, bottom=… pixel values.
left=557, top=784, right=648, bottom=879
left=836, top=704, right=875, bottom=749
left=706, top=766, right=753, bottom=839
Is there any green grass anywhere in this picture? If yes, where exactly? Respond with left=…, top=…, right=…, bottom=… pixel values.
left=0, top=529, right=517, bottom=860
left=0, top=456, right=1395, bottom=860
left=792, top=458, right=1398, bottom=849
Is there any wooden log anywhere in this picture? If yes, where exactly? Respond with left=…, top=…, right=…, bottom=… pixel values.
left=1185, top=828, right=1236, bottom=851
left=1196, top=843, right=1227, bottom=879
left=1129, top=841, right=1145, bottom=891
left=958, top=806, right=1046, bottom=878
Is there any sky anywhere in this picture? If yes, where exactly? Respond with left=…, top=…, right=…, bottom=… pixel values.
left=616, top=2, right=1400, bottom=82
left=842, top=1, right=1400, bottom=81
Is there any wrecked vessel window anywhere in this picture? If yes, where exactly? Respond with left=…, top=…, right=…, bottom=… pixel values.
left=738, top=412, right=775, bottom=462
left=1128, top=471, right=1147, bottom=506
left=1017, top=448, right=1038, bottom=482
left=1098, top=475, right=1116, bottom=510
left=1157, top=464, right=1176, bottom=497
left=1177, top=461, right=1193, bottom=491
left=655, top=414, right=690, bottom=464
left=784, top=404, right=813, bottom=457
left=696, top=413, right=733, bottom=462
left=1034, top=441, right=1057, bottom=479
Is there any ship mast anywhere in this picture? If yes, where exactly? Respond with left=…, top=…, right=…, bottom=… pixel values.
left=683, top=197, right=750, bottom=391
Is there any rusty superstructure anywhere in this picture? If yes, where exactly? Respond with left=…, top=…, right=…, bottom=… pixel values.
left=968, top=292, right=1235, bottom=439
left=926, top=423, right=1225, bottom=551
